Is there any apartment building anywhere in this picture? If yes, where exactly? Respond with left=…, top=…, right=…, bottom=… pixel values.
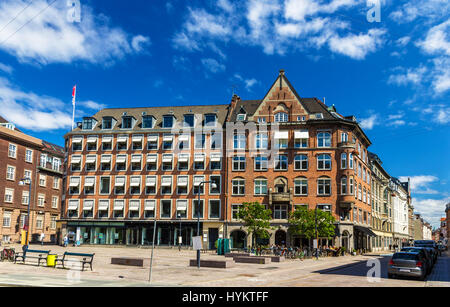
left=369, top=152, right=393, bottom=251
left=390, top=177, right=410, bottom=248
left=224, top=70, right=375, bottom=251
left=0, top=117, right=63, bottom=244
left=62, top=105, right=230, bottom=248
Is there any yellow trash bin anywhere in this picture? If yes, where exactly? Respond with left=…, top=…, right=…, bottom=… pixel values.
left=47, top=254, right=57, bottom=267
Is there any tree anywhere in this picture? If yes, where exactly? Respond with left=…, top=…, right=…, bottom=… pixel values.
left=237, top=201, right=273, bottom=248
left=288, top=206, right=336, bottom=246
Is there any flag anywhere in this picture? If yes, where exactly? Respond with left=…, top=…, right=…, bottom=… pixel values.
left=72, top=85, right=76, bottom=106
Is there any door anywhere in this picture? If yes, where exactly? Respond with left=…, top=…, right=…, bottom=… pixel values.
left=208, top=228, right=219, bottom=250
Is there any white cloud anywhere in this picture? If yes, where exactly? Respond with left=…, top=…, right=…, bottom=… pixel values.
left=389, top=0, right=449, bottom=24
left=328, top=29, right=386, bottom=60
left=201, top=58, right=225, bottom=74
left=131, top=35, right=151, bottom=52
left=0, top=63, right=13, bottom=74
left=359, top=114, right=378, bottom=130
left=395, top=36, right=411, bottom=47
left=411, top=197, right=450, bottom=229
left=218, top=0, right=234, bottom=13
left=0, top=0, right=149, bottom=65
left=387, top=66, right=427, bottom=86
left=398, top=175, right=440, bottom=194
left=78, top=100, right=106, bottom=110
left=417, top=19, right=450, bottom=56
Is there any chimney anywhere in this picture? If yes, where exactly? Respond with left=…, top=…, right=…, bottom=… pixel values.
left=230, top=94, right=240, bottom=113
left=279, top=69, right=285, bottom=76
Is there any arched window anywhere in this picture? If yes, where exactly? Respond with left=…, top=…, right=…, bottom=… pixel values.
left=317, top=154, right=331, bottom=170
left=232, top=178, right=245, bottom=195
left=349, top=153, right=354, bottom=169
left=341, top=176, right=347, bottom=194
left=341, top=153, right=347, bottom=169
left=294, top=177, right=308, bottom=195
left=317, top=132, right=331, bottom=147
left=275, top=155, right=288, bottom=170
left=274, top=112, right=288, bottom=122
left=294, top=154, right=308, bottom=170
left=349, top=177, right=354, bottom=195
left=254, top=178, right=268, bottom=195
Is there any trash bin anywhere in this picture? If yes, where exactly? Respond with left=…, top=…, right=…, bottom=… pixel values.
left=47, top=254, right=57, bottom=267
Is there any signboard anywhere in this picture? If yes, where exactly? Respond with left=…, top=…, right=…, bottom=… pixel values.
left=178, top=236, right=182, bottom=244
left=192, top=236, right=202, bottom=250
left=313, top=239, right=318, bottom=249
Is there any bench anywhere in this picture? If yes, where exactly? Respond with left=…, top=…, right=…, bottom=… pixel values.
left=233, top=256, right=271, bottom=264
left=189, top=259, right=234, bottom=268
left=261, top=255, right=285, bottom=262
left=14, top=249, right=51, bottom=266
left=55, top=252, right=95, bottom=271
left=225, top=253, right=250, bottom=258
left=111, top=257, right=150, bottom=267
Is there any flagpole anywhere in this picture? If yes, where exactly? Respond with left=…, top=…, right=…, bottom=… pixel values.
left=72, top=85, right=76, bottom=130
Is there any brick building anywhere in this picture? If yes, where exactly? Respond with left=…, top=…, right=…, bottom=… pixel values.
left=0, top=118, right=64, bottom=244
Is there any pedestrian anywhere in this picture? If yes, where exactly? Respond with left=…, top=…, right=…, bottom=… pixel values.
left=63, top=235, right=68, bottom=247
left=40, top=233, right=45, bottom=246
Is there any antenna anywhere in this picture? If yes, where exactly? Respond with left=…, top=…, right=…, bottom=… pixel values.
left=323, top=97, right=326, bottom=104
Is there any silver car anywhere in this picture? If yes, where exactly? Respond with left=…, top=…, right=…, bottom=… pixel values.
left=388, top=252, right=428, bottom=281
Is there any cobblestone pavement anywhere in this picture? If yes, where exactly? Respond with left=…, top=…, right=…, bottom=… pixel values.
left=0, top=244, right=448, bottom=287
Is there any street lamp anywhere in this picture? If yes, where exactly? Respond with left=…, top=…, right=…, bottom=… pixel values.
left=196, top=180, right=217, bottom=269
left=315, top=204, right=330, bottom=260
left=19, top=177, right=32, bottom=251
left=178, top=212, right=182, bottom=251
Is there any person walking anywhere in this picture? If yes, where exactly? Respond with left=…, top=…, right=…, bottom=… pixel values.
left=40, top=233, right=45, bottom=246
left=63, top=235, right=68, bottom=247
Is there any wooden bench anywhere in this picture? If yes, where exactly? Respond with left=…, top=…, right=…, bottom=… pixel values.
left=233, top=256, right=271, bottom=264
left=55, top=252, right=95, bottom=271
left=189, top=259, right=234, bottom=268
left=14, top=249, right=51, bottom=266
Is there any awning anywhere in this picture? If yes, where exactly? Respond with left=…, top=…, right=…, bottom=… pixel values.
left=83, top=200, right=94, bottom=210
left=178, top=134, right=189, bottom=142
left=84, top=178, right=95, bottom=187
left=101, top=155, right=111, bottom=163
left=178, top=154, right=189, bottom=162
left=161, top=177, right=172, bottom=186
left=128, top=201, right=140, bottom=211
left=102, top=136, right=112, bottom=143
left=177, top=201, right=187, bottom=210
left=294, top=129, right=309, bottom=139
left=98, top=201, right=109, bottom=210
left=132, top=135, right=143, bottom=142
left=354, top=225, right=377, bottom=237
left=146, top=177, right=156, bottom=187
left=147, top=135, right=158, bottom=142
left=86, top=156, right=96, bottom=163
left=274, top=131, right=289, bottom=139
left=193, top=177, right=204, bottom=186
left=115, top=178, right=125, bottom=187
left=116, top=155, right=127, bottom=163
left=130, top=177, right=141, bottom=187
left=194, top=154, right=205, bottom=162
left=162, top=155, right=173, bottom=163
left=177, top=176, right=188, bottom=187
left=87, top=136, right=97, bottom=143
left=117, top=136, right=128, bottom=143
left=72, top=137, right=83, bottom=144
left=144, top=201, right=155, bottom=210
left=69, top=178, right=80, bottom=187
left=114, top=201, right=124, bottom=210
left=131, top=155, right=142, bottom=163
left=68, top=201, right=79, bottom=210
left=147, top=155, right=157, bottom=163
left=71, top=156, right=81, bottom=164
left=163, top=135, right=173, bottom=142
left=210, top=154, right=221, bottom=162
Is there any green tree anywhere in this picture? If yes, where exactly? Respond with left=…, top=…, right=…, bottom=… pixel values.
left=237, top=201, right=273, bottom=248
left=288, top=206, right=336, bottom=245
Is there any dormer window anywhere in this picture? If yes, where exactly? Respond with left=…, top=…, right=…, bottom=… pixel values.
left=102, top=117, right=114, bottom=130
left=122, top=116, right=133, bottom=129
left=204, top=114, right=217, bottom=127
left=163, top=115, right=174, bottom=128
left=315, top=113, right=324, bottom=119
left=236, top=114, right=246, bottom=121
left=82, top=117, right=96, bottom=130
left=142, top=116, right=154, bottom=129
left=184, top=114, right=195, bottom=128
left=274, top=112, right=288, bottom=122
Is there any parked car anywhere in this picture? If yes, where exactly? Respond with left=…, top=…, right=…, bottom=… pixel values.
left=414, top=240, right=438, bottom=263
left=388, top=252, right=428, bottom=281
left=401, top=247, right=433, bottom=274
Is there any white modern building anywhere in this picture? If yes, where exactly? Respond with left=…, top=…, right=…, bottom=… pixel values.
left=390, top=177, right=409, bottom=248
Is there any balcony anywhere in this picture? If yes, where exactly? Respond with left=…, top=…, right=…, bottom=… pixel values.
left=337, top=141, right=356, bottom=149
left=38, top=161, right=63, bottom=175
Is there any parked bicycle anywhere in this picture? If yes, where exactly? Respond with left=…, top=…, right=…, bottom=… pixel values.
left=1, top=248, right=15, bottom=262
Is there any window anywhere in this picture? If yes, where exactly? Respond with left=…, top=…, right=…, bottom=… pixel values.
left=193, top=154, right=205, bottom=170
left=24, top=170, right=32, bottom=180
left=98, top=200, right=110, bottom=217
left=258, top=117, right=266, bottom=123
left=178, top=134, right=190, bottom=150
left=294, top=155, right=308, bottom=170
left=317, top=132, right=331, bottom=147
left=232, top=156, right=245, bottom=171
left=254, top=155, right=268, bottom=171
left=145, top=176, right=157, bottom=195
left=100, top=155, right=112, bottom=171
left=294, top=130, right=308, bottom=148
left=233, top=134, right=246, bottom=149
left=146, top=154, right=158, bottom=171
left=86, top=136, right=98, bottom=151
left=131, top=154, right=142, bottom=171
left=193, top=176, right=205, bottom=195
left=115, top=154, right=127, bottom=171
left=274, top=205, right=288, bottom=219
left=40, top=154, right=47, bottom=168
left=52, top=158, right=61, bottom=171
left=209, top=200, right=220, bottom=219
left=210, top=132, right=222, bottom=149
left=274, top=131, right=288, bottom=149
left=341, top=132, right=348, bottom=142
left=294, top=177, right=308, bottom=195
left=177, top=154, right=189, bottom=171
left=236, top=114, right=246, bottom=121
left=254, top=178, right=267, bottom=195
left=8, top=143, right=17, bottom=158
left=147, top=135, right=158, bottom=150
left=163, top=115, right=174, bottom=128
left=195, top=133, right=206, bottom=149
left=72, top=136, right=83, bottom=151
left=210, top=153, right=221, bottom=170
left=69, top=177, right=81, bottom=195
left=349, top=153, right=354, bottom=169
left=35, top=215, right=44, bottom=229
left=83, top=200, right=94, bottom=218
left=341, top=177, right=347, bottom=194
left=144, top=200, right=155, bottom=218
left=114, top=176, right=126, bottom=195
left=142, top=116, right=154, bottom=128
left=317, top=177, right=331, bottom=195
left=358, top=184, right=362, bottom=200
left=177, top=176, right=189, bottom=195
left=132, top=135, right=143, bottom=150
left=128, top=200, right=140, bottom=218
left=210, top=175, right=221, bottom=194
left=22, top=191, right=29, bottom=205
left=231, top=204, right=242, bottom=220
left=102, top=135, right=113, bottom=151
left=192, top=199, right=204, bottom=219
left=204, top=114, right=217, bottom=127
left=37, top=194, right=45, bottom=207
left=82, top=118, right=95, bottom=130
left=85, top=155, right=97, bottom=171
left=67, top=200, right=79, bottom=218
left=161, top=176, right=172, bottom=195
left=255, top=133, right=268, bottom=149
left=50, top=216, right=57, bottom=229
left=160, top=200, right=172, bottom=218
left=317, top=154, right=331, bottom=170
left=84, top=177, right=95, bottom=195
left=4, top=189, right=13, bottom=203
left=318, top=204, right=332, bottom=213
left=162, top=134, right=173, bottom=150
left=116, top=135, right=128, bottom=150
left=122, top=116, right=133, bottom=129
left=274, top=155, right=288, bottom=171
left=102, top=117, right=113, bottom=129
left=129, top=176, right=141, bottom=195
left=184, top=114, right=195, bottom=127
left=274, top=112, right=288, bottom=122
left=6, top=165, right=15, bottom=181
left=25, top=149, right=33, bottom=163
left=100, top=177, right=111, bottom=195
left=341, top=153, right=347, bottom=169
left=176, top=200, right=188, bottom=219
left=232, top=178, right=245, bottom=195
left=39, top=174, right=46, bottom=187
left=52, top=196, right=58, bottom=208
left=113, top=200, right=124, bottom=218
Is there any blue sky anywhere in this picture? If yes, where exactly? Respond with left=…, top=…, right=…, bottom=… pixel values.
left=0, top=0, right=448, bottom=228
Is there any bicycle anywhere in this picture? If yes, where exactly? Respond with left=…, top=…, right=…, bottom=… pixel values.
left=1, top=248, right=15, bottom=262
